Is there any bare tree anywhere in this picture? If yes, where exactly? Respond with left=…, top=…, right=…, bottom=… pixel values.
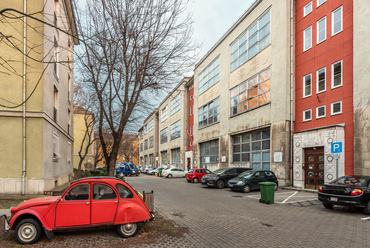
left=119, top=134, right=139, bottom=163
left=75, top=0, right=198, bottom=176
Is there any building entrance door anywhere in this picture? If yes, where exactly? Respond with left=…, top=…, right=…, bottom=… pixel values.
left=305, top=147, right=325, bottom=189
left=187, top=158, right=191, bottom=171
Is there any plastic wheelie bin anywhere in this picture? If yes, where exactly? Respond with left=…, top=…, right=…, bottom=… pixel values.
left=259, top=182, right=276, bottom=204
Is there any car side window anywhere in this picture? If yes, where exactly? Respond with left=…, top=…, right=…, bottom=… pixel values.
left=265, top=171, right=273, bottom=177
left=116, top=184, right=134, bottom=199
left=93, top=184, right=117, bottom=200
left=65, top=184, right=89, bottom=201
left=228, top=169, right=236, bottom=175
left=254, top=172, right=265, bottom=178
left=236, top=168, right=246, bottom=173
left=206, top=170, right=211, bottom=174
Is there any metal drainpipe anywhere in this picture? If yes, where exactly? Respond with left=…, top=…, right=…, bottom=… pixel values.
left=21, top=0, right=27, bottom=195
left=290, top=0, right=294, bottom=187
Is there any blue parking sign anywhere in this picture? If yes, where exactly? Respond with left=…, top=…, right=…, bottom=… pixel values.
left=331, top=142, right=342, bottom=153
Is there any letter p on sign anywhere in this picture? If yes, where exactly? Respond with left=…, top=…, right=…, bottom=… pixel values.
left=331, top=142, right=342, bottom=153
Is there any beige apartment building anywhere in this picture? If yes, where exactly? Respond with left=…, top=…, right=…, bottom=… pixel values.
left=139, top=78, right=191, bottom=169
left=0, top=0, right=78, bottom=193
left=192, top=0, right=293, bottom=185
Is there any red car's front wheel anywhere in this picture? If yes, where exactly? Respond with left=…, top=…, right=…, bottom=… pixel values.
left=117, top=223, right=139, bottom=238
left=15, top=218, right=42, bottom=245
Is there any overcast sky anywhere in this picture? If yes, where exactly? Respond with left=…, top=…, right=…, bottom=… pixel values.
left=187, top=0, right=256, bottom=70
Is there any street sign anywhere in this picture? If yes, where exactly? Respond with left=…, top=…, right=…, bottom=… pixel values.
left=331, top=142, right=342, bottom=153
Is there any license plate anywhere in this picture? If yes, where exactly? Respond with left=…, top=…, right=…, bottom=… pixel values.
left=330, top=197, right=338, bottom=202
left=229, top=185, right=233, bottom=187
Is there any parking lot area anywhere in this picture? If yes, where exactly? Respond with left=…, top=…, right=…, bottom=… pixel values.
left=128, top=174, right=370, bottom=248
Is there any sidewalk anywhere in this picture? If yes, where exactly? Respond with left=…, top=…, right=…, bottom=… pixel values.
left=0, top=209, right=10, bottom=217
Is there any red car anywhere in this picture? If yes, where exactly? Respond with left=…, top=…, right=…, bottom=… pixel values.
left=1, top=177, right=154, bottom=245
left=186, top=168, right=212, bottom=183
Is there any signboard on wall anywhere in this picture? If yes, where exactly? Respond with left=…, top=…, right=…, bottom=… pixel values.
left=274, top=152, right=282, bottom=162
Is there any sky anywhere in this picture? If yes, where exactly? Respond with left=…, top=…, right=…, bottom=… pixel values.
left=187, top=0, right=256, bottom=68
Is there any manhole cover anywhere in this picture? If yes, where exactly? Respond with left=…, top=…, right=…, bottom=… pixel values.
left=231, top=195, right=243, bottom=198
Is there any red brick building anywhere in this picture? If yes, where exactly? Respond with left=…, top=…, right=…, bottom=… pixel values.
left=293, top=0, right=353, bottom=189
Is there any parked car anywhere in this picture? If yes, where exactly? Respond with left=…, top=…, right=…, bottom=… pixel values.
left=318, top=175, right=370, bottom=214
left=148, top=167, right=158, bottom=175
left=186, top=168, right=212, bottom=183
left=143, top=166, right=155, bottom=174
left=96, top=166, right=105, bottom=170
left=0, top=177, right=153, bottom=245
left=201, top=167, right=252, bottom=189
left=116, top=163, right=140, bottom=176
left=228, top=170, right=278, bottom=193
left=162, top=168, right=187, bottom=178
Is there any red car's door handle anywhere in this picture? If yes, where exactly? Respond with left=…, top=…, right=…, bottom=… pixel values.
left=86, top=202, right=90, bottom=205
left=115, top=201, right=118, bottom=204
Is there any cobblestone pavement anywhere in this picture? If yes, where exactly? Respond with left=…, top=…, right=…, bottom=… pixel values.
left=129, top=174, right=370, bottom=248
left=1, top=175, right=370, bottom=247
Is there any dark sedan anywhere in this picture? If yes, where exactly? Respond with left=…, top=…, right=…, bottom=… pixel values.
left=228, top=170, right=278, bottom=193
left=318, top=175, right=370, bottom=214
left=201, top=167, right=252, bottom=189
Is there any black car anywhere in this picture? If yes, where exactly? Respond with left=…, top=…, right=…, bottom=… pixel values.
left=201, top=167, right=252, bottom=189
left=318, top=175, right=370, bottom=214
left=228, top=170, right=278, bottom=193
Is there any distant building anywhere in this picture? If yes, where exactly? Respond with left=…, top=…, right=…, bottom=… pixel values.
left=96, top=133, right=139, bottom=167
left=73, top=105, right=94, bottom=170
left=0, top=0, right=78, bottom=193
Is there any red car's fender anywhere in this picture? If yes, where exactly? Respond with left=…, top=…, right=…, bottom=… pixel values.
left=10, top=208, right=53, bottom=231
left=114, top=201, right=152, bottom=225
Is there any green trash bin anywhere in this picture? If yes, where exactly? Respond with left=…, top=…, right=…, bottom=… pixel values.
left=158, top=170, right=163, bottom=177
left=259, top=182, right=276, bottom=204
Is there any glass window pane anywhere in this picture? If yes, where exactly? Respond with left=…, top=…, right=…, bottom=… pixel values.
left=251, top=131, right=261, bottom=141
left=242, top=143, right=250, bottom=152
left=252, top=152, right=261, bottom=162
left=241, top=153, right=250, bottom=162
left=262, top=129, right=270, bottom=139
left=248, top=97, right=258, bottom=109
left=252, top=163, right=261, bottom=170
left=262, top=162, right=270, bottom=170
left=233, top=154, right=240, bottom=162
left=259, top=92, right=270, bottom=105
left=242, top=133, right=250, bottom=142
left=262, top=140, right=270, bottom=150
left=262, top=152, right=270, bottom=161
left=233, top=144, right=241, bottom=153
left=252, top=141, right=261, bottom=151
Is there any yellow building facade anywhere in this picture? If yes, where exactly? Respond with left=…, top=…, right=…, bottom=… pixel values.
left=0, top=0, right=78, bottom=193
left=73, top=105, right=94, bottom=170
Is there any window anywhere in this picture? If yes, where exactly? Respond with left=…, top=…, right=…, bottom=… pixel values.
left=53, top=86, right=58, bottom=123
left=93, top=184, right=116, bottom=200
left=149, top=136, right=154, bottom=148
left=230, top=9, right=270, bottom=72
left=171, top=94, right=181, bottom=115
left=199, top=56, right=220, bottom=95
left=230, top=67, right=271, bottom=116
left=316, top=105, right=326, bottom=119
left=53, top=132, right=59, bottom=161
left=303, top=109, right=312, bottom=122
left=316, top=68, right=326, bottom=93
left=161, top=106, right=168, bottom=122
left=317, top=0, right=326, bottom=7
left=68, top=74, right=71, bottom=101
left=171, top=148, right=180, bottom=167
left=149, top=154, right=154, bottom=164
left=233, top=129, right=270, bottom=170
left=190, top=126, right=193, bottom=136
left=160, top=128, right=168, bottom=144
left=198, top=97, right=220, bottom=128
left=332, top=6, right=343, bottom=36
left=304, top=2, right=312, bottom=16
left=331, top=101, right=342, bottom=115
left=116, top=184, right=133, bottom=199
left=190, top=95, right=193, bottom=101
left=161, top=151, right=168, bottom=166
left=190, top=106, right=193, bottom=116
left=170, top=120, right=181, bottom=139
left=140, top=143, right=143, bottom=152
left=304, top=26, right=312, bottom=51
left=303, top=74, right=312, bottom=97
left=148, top=119, right=154, bottom=132
left=144, top=124, right=148, bottom=134
left=65, top=184, right=89, bottom=201
left=317, top=17, right=326, bottom=44
left=144, top=139, right=148, bottom=150
left=67, top=142, right=71, bottom=162
left=200, top=140, right=219, bottom=168
left=332, top=60, right=342, bottom=88
left=190, top=141, right=193, bottom=146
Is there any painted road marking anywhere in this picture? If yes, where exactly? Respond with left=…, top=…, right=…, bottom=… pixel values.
left=281, top=191, right=298, bottom=204
left=247, top=191, right=318, bottom=204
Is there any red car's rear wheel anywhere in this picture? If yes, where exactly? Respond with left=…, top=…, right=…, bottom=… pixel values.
left=117, top=223, right=139, bottom=238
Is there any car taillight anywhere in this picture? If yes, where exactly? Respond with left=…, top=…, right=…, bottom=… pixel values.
left=318, top=186, right=323, bottom=192
left=350, top=189, right=363, bottom=196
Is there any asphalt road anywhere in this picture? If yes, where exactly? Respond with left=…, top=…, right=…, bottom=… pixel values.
left=127, top=174, right=370, bottom=248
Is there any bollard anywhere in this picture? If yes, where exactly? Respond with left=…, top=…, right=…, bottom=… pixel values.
left=143, top=189, right=154, bottom=212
